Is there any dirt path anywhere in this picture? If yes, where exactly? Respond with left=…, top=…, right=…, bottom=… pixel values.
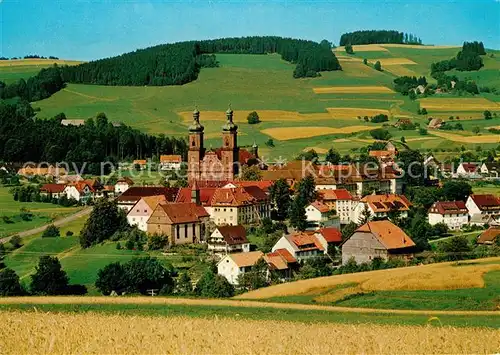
left=0, top=296, right=498, bottom=316
left=0, top=207, right=91, bottom=243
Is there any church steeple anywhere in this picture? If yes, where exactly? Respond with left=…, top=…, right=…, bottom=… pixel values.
left=189, top=106, right=204, bottom=132
left=222, top=104, right=237, bottom=132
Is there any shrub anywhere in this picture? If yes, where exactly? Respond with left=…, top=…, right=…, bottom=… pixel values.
left=147, top=234, right=167, bottom=250
left=195, top=270, right=235, bottom=298
left=65, top=231, right=74, bottom=237
left=369, top=128, right=391, bottom=141
left=42, top=224, right=60, bottom=238
left=374, top=61, right=382, bottom=71
left=95, top=262, right=128, bottom=295
left=9, top=235, right=22, bottom=249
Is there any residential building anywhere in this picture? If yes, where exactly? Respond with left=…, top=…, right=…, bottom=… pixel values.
left=264, top=249, right=297, bottom=281
left=480, top=162, right=500, bottom=176
left=341, top=220, right=416, bottom=265
left=115, top=177, right=134, bottom=194
left=217, top=251, right=264, bottom=285
left=39, top=184, right=66, bottom=199
left=456, top=163, right=480, bottom=178
left=305, top=201, right=331, bottom=224
left=207, top=225, right=250, bottom=255
left=187, top=108, right=261, bottom=183
left=318, top=189, right=354, bottom=224
left=146, top=202, right=209, bottom=245
left=64, top=181, right=94, bottom=202
left=272, top=232, right=325, bottom=261
left=132, top=160, right=147, bottom=170
left=314, top=227, right=343, bottom=252
left=428, top=201, right=469, bottom=230
left=369, top=150, right=396, bottom=167
left=476, top=227, right=500, bottom=245
left=160, top=155, right=182, bottom=171
left=116, top=186, right=178, bottom=211
left=127, top=195, right=167, bottom=231
left=351, top=194, right=411, bottom=223
left=466, top=194, right=500, bottom=223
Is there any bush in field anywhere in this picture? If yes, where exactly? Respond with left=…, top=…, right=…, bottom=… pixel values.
left=42, top=224, right=60, bottom=238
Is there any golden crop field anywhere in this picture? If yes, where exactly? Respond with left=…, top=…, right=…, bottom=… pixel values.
left=177, top=110, right=332, bottom=122
left=430, top=131, right=500, bottom=144
left=0, top=59, right=83, bottom=67
left=384, top=64, right=418, bottom=77
left=313, top=86, right=394, bottom=94
left=419, top=97, right=500, bottom=111
left=302, top=147, right=329, bottom=154
left=334, top=44, right=389, bottom=52
left=487, top=126, right=500, bottom=130
left=336, top=61, right=374, bottom=77
left=368, top=58, right=417, bottom=65
left=2, top=311, right=499, bottom=355
left=326, top=107, right=390, bottom=117
left=237, top=258, right=500, bottom=300
left=261, top=125, right=374, bottom=140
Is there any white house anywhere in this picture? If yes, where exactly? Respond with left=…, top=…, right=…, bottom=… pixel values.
left=207, top=225, right=250, bottom=255
left=428, top=201, right=469, bottom=230
left=115, top=177, right=134, bottom=195
left=160, top=155, right=182, bottom=171
left=127, top=195, right=167, bottom=232
left=64, top=181, right=94, bottom=202
left=466, top=194, right=500, bottom=224
left=272, top=232, right=325, bottom=262
left=456, top=163, right=480, bottom=178
left=318, top=189, right=354, bottom=224
left=480, top=162, right=500, bottom=176
left=305, top=201, right=331, bottom=223
left=217, top=251, right=264, bottom=285
left=351, top=194, right=411, bottom=224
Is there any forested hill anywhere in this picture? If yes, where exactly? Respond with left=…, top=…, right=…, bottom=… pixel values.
left=61, top=36, right=341, bottom=86
left=339, top=30, right=422, bottom=46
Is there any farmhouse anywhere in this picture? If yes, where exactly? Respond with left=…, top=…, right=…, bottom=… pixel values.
left=480, top=162, right=500, bottom=176
left=160, top=155, right=182, bottom=171
left=133, top=160, right=147, bottom=170
left=272, top=232, right=325, bottom=261
left=127, top=195, right=167, bottom=232
left=116, top=186, right=179, bottom=211
left=217, top=251, right=264, bottom=285
left=351, top=194, right=411, bottom=223
left=115, top=177, right=134, bottom=194
left=428, top=118, right=443, bottom=129
left=456, top=162, right=480, bottom=178
left=476, top=227, right=500, bottom=245
left=341, top=220, right=416, bottom=265
left=187, top=108, right=261, bottom=183
left=368, top=149, right=397, bottom=167
left=146, top=202, right=209, bottom=245
left=428, top=201, right=469, bottom=230
left=264, top=249, right=297, bottom=281
left=207, top=225, right=250, bottom=255
left=64, top=181, right=94, bottom=203
left=466, top=194, right=500, bottom=223
left=39, top=184, right=66, bottom=199
left=314, top=227, right=343, bottom=251
left=305, top=201, right=331, bottom=224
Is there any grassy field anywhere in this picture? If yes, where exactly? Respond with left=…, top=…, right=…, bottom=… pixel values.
left=237, top=258, right=500, bottom=311
left=0, top=186, right=83, bottom=238
left=0, top=59, right=82, bottom=84
left=2, top=47, right=499, bottom=158
left=1, top=310, right=498, bottom=354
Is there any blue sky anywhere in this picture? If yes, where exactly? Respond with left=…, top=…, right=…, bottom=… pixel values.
left=1, top=0, right=499, bottom=60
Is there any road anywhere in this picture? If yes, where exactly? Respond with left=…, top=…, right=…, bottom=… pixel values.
left=0, top=207, right=92, bottom=244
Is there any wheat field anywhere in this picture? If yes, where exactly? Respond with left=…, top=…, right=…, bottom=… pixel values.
left=334, top=44, right=389, bottom=52
left=368, top=58, right=417, bottom=65
left=430, top=131, right=500, bottom=144
left=313, top=86, right=394, bottom=94
left=237, top=258, right=500, bottom=300
left=261, top=125, right=374, bottom=140
left=1, top=311, right=498, bottom=355
left=384, top=64, right=418, bottom=77
left=419, top=97, right=500, bottom=111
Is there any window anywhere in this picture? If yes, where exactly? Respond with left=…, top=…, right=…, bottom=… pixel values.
left=184, top=224, right=188, bottom=238
left=176, top=225, right=180, bottom=239
left=192, top=223, right=196, bottom=237
left=144, top=209, right=147, bottom=213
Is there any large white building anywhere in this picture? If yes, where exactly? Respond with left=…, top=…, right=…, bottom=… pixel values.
left=428, top=201, right=469, bottom=230
left=466, top=194, right=500, bottom=225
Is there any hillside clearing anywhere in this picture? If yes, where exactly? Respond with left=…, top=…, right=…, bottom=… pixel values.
left=1, top=311, right=498, bottom=355
left=384, top=64, right=418, bottom=77
left=368, top=58, right=417, bottom=65
left=313, top=86, right=394, bottom=94
left=237, top=258, right=500, bottom=300
left=326, top=107, right=390, bottom=117
left=419, top=97, right=500, bottom=111
left=261, top=126, right=374, bottom=140
left=429, top=131, right=500, bottom=144
left=0, top=59, right=82, bottom=67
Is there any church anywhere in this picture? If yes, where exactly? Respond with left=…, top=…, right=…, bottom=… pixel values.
left=187, top=107, right=260, bottom=183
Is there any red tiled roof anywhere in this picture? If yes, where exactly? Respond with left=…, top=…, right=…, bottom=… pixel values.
left=217, top=225, right=248, bottom=245
left=242, top=185, right=268, bottom=202
left=310, top=200, right=330, bottom=213
left=356, top=220, right=415, bottom=250
left=117, top=177, right=134, bottom=185
left=460, top=163, right=478, bottom=173
left=477, top=227, right=500, bottom=244
left=158, top=202, right=209, bottom=224
left=117, top=187, right=179, bottom=202
left=176, top=187, right=218, bottom=206
left=214, top=148, right=256, bottom=165
left=210, top=187, right=256, bottom=207
left=320, top=189, right=353, bottom=201
left=190, top=180, right=229, bottom=188
left=429, top=201, right=467, bottom=215
left=317, top=227, right=342, bottom=243
left=133, top=160, right=147, bottom=165
left=232, top=180, right=274, bottom=193
left=470, top=194, right=500, bottom=209
left=369, top=150, right=394, bottom=157
left=291, top=233, right=325, bottom=251
left=361, top=194, right=411, bottom=213
left=160, top=155, right=182, bottom=163
left=273, top=248, right=297, bottom=263
left=40, top=184, right=66, bottom=193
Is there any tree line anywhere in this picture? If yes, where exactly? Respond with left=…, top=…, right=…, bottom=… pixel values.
left=0, top=100, right=187, bottom=169
left=431, top=41, right=485, bottom=74
left=339, top=30, right=422, bottom=46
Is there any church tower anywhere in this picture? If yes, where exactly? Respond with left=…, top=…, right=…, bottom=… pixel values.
left=187, top=108, right=204, bottom=183
left=221, top=106, right=239, bottom=180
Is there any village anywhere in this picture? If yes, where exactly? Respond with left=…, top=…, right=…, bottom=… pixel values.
left=1, top=108, right=499, bottom=290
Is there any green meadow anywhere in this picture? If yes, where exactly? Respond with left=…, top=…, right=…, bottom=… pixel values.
left=1, top=46, right=499, bottom=158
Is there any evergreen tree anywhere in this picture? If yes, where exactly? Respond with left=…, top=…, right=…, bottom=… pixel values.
left=357, top=204, right=372, bottom=225
left=295, top=175, right=317, bottom=204
left=289, top=196, right=308, bottom=231
left=325, top=148, right=341, bottom=164
left=269, top=178, right=291, bottom=220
